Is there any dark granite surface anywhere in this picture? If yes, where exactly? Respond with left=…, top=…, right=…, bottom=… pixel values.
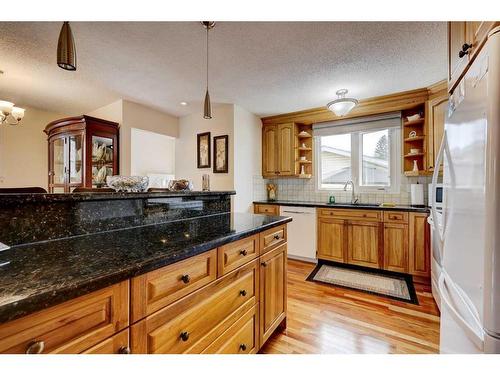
left=0, top=192, right=232, bottom=247
left=0, top=212, right=291, bottom=324
left=254, top=200, right=429, bottom=213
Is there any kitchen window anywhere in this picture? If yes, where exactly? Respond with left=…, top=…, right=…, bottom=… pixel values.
left=313, top=112, right=401, bottom=193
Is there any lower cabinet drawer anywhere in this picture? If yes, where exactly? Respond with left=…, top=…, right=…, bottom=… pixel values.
left=318, top=208, right=381, bottom=222
left=82, top=329, right=130, bottom=354
left=131, top=249, right=217, bottom=322
left=130, top=260, right=259, bottom=354
left=202, top=304, right=259, bottom=354
left=260, top=225, right=287, bottom=254
left=217, top=235, right=259, bottom=276
left=254, top=204, right=280, bottom=216
left=0, top=281, right=129, bottom=354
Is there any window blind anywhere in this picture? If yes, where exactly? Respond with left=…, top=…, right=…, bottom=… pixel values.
left=312, top=111, right=402, bottom=136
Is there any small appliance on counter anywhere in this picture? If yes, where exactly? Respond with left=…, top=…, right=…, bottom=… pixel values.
left=410, top=183, right=424, bottom=207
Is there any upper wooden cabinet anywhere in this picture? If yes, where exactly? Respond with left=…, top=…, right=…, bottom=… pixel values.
left=426, top=94, right=448, bottom=174
left=262, top=123, right=297, bottom=177
left=44, top=115, right=120, bottom=193
left=448, top=22, right=498, bottom=93
left=262, top=122, right=313, bottom=178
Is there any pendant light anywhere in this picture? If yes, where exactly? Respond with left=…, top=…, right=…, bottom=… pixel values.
left=57, top=21, right=77, bottom=71
left=201, top=21, right=215, bottom=119
left=326, top=89, right=358, bottom=117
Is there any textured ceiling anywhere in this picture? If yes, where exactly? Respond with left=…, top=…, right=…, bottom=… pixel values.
left=0, top=22, right=447, bottom=117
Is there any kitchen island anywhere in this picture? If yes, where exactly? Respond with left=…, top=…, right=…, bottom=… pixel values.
left=0, top=191, right=291, bottom=354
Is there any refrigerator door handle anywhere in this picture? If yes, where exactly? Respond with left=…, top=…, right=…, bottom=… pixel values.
left=439, top=271, right=484, bottom=350
left=431, top=132, right=446, bottom=258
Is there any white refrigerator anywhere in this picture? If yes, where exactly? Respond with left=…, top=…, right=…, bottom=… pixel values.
left=432, top=26, right=500, bottom=353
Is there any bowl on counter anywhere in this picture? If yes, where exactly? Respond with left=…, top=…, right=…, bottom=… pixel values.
left=106, top=176, right=149, bottom=192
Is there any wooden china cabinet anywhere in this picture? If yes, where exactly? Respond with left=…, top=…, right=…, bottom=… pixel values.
left=44, top=115, right=119, bottom=193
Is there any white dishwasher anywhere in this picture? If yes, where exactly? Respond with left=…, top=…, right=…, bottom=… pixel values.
left=280, top=206, right=317, bottom=263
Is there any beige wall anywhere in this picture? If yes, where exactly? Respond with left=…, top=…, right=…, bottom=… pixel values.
left=131, top=128, right=175, bottom=176
left=0, top=106, right=67, bottom=190
left=87, top=99, right=179, bottom=175
left=175, top=104, right=234, bottom=191
left=233, top=105, right=262, bottom=213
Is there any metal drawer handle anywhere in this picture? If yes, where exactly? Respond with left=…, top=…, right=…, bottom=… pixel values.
left=118, top=346, right=131, bottom=354
left=26, top=340, right=45, bottom=354
left=240, top=249, right=248, bottom=256
left=239, top=344, right=247, bottom=351
left=239, top=289, right=247, bottom=297
left=180, top=274, right=190, bottom=284
left=180, top=331, right=190, bottom=342
left=273, top=234, right=281, bottom=240
left=261, top=262, right=267, bottom=267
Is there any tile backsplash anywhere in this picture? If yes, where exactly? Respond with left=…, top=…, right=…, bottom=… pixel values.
left=253, top=174, right=432, bottom=206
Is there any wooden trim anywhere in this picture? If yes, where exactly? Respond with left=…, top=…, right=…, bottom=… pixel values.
left=261, top=87, right=430, bottom=126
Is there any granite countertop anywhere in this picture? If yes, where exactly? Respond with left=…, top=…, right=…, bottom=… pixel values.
left=253, top=200, right=429, bottom=213
left=0, top=212, right=291, bottom=325
left=0, top=190, right=236, bottom=205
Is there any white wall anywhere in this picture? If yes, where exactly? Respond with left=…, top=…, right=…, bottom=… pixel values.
left=0, top=106, right=67, bottom=190
left=175, top=104, right=234, bottom=191
left=233, top=105, right=262, bottom=213
left=131, top=128, right=175, bottom=176
left=87, top=99, right=179, bottom=175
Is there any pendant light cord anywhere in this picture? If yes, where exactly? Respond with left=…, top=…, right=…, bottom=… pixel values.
left=206, top=26, right=209, bottom=90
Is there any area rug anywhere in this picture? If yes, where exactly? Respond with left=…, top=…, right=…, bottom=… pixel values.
left=306, top=261, right=418, bottom=304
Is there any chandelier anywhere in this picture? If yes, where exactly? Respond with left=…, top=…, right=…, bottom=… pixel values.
left=0, top=100, right=25, bottom=125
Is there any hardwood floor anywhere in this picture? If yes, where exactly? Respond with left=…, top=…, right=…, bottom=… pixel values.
left=260, top=259, right=440, bottom=354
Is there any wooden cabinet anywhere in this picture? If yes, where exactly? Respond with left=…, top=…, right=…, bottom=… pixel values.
left=317, top=208, right=428, bottom=279
left=262, top=122, right=311, bottom=178
left=217, top=235, right=258, bottom=276
left=254, top=203, right=280, bottom=216
left=317, top=217, right=346, bottom=262
left=83, top=329, right=130, bottom=354
left=409, top=212, right=430, bottom=278
left=262, top=125, right=278, bottom=177
left=448, top=22, right=499, bottom=93
left=259, top=224, right=287, bottom=254
left=277, top=123, right=296, bottom=176
left=383, top=223, right=408, bottom=273
left=259, top=244, right=287, bottom=344
left=130, top=250, right=217, bottom=322
left=426, top=94, right=449, bottom=174
left=0, top=281, right=129, bottom=354
left=346, top=220, right=380, bottom=269
left=44, top=115, right=119, bottom=193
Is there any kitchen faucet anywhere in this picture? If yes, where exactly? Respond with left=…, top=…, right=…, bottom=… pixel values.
left=344, top=180, right=358, bottom=204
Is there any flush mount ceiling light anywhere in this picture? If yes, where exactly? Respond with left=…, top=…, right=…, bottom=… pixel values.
left=57, top=21, right=77, bottom=71
left=201, top=21, right=215, bottom=119
left=0, top=100, right=25, bottom=126
left=180, top=101, right=188, bottom=106
left=326, top=89, right=358, bottom=117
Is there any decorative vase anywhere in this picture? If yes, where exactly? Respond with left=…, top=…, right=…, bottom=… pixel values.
left=412, top=160, right=419, bottom=172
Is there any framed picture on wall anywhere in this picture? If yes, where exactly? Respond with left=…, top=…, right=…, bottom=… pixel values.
left=213, top=135, right=228, bottom=173
left=197, top=132, right=211, bottom=168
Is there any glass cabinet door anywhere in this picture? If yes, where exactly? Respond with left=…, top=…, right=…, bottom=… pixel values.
left=52, top=137, right=66, bottom=186
left=68, top=134, right=83, bottom=185
left=91, top=135, right=114, bottom=187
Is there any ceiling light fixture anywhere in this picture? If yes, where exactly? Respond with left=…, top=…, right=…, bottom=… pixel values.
left=326, top=89, right=358, bottom=117
left=0, top=100, right=25, bottom=126
left=201, top=21, right=215, bottom=119
left=180, top=101, right=188, bottom=106
left=57, top=21, right=77, bottom=71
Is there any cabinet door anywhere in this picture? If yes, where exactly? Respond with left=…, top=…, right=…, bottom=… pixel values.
left=409, top=213, right=430, bottom=278
left=260, top=244, right=286, bottom=345
left=68, top=133, right=84, bottom=189
left=262, top=125, right=278, bottom=177
left=347, top=221, right=380, bottom=269
left=448, top=22, right=468, bottom=89
left=467, top=22, right=495, bottom=53
left=426, top=96, right=448, bottom=173
left=317, top=217, right=346, bottom=263
left=277, top=123, right=296, bottom=176
left=383, top=223, right=408, bottom=273
left=48, top=135, right=68, bottom=193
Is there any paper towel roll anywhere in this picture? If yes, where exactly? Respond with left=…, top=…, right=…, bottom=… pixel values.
left=410, top=184, right=424, bottom=206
